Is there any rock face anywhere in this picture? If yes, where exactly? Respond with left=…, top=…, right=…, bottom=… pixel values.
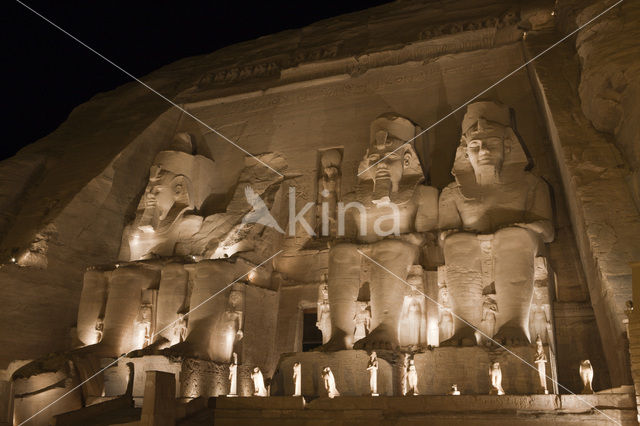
left=0, top=2, right=639, bottom=424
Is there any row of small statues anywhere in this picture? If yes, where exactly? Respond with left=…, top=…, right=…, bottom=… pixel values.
left=231, top=345, right=595, bottom=397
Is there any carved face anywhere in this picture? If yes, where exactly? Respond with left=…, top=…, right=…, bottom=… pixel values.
left=320, top=284, right=329, bottom=299
left=143, top=167, right=188, bottom=221
left=228, top=291, right=243, bottom=308
left=466, top=136, right=505, bottom=171
left=324, top=166, right=339, bottom=179
left=363, top=147, right=415, bottom=193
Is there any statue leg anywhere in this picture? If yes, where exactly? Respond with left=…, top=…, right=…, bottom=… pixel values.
left=492, top=227, right=540, bottom=346
left=321, top=243, right=360, bottom=351
left=441, top=232, right=482, bottom=346
left=354, top=239, right=417, bottom=350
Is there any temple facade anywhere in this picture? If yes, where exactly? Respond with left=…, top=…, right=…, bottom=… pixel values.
left=1, top=1, right=640, bottom=425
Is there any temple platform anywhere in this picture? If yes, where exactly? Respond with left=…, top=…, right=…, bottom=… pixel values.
left=177, top=394, right=636, bottom=425
left=272, top=346, right=546, bottom=397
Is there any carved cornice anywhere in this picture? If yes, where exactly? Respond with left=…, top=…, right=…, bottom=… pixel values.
left=180, top=6, right=525, bottom=104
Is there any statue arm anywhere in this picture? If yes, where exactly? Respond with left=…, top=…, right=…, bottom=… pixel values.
left=521, top=178, right=554, bottom=243
left=438, top=185, right=462, bottom=240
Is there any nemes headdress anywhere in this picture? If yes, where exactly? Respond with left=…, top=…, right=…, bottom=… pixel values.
left=452, top=101, right=530, bottom=179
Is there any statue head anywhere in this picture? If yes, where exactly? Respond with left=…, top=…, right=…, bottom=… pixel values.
left=319, top=283, right=329, bottom=300
left=253, top=367, right=260, bottom=374
left=453, top=101, right=529, bottom=185
left=358, top=114, right=422, bottom=194
left=370, top=351, right=377, bottom=359
left=135, top=151, right=218, bottom=230
left=491, top=362, right=500, bottom=370
left=228, top=289, right=243, bottom=309
left=320, top=149, right=342, bottom=180
left=142, top=166, right=192, bottom=224
left=439, top=286, right=449, bottom=302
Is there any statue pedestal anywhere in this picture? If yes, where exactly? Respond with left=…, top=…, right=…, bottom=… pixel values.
left=273, top=346, right=545, bottom=397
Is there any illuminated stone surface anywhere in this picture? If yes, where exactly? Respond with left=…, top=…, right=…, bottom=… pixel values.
left=1, top=0, right=639, bottom=424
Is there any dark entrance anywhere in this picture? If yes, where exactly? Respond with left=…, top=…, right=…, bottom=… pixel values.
left=302, top=308, right=323, bottom=351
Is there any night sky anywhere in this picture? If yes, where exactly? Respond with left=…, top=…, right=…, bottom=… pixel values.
left=2, top=1, right=391, bottom=161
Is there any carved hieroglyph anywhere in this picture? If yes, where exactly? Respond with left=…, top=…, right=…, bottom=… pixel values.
left=439, top=101, right=554, bottom=346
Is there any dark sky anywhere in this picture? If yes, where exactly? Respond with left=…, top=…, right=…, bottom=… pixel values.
left=2, top=0, right=391, bottom=161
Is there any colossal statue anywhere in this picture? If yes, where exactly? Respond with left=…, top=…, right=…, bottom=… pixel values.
left=120, top=149, right=217, bottom=261
left=324, top=114, right=438, bottom=351
left=439, top=101, right=554, bottom=346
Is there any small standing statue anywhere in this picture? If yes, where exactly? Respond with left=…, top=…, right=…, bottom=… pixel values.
left=316, top=149, right=342, bottom=236
left=292, top=362, right=302, bottom=397
left=94, top=318, right=104, bottom=343
left=353, top=301, right=371, bottom=343
left=438, top=285, right=454, bottom=343
left=579, top=360, right=594, bottom=394
left=529, top=286, right=552, bottom=344
left=406, top=358, right=419, bottom=395
left=367, top=351, right=379, bottom=396
left=478, top=295, right=498, bottom=344
left=174, top=313, right=188, bottom=344
left=489, top=362, right=505, bottom=395
left=322, top=367, right=340, bottom=398
left=316, top=279, right=332, bottom=344
left=534, top=335, right=548, bottom=394
left=624, top=300, right=633, bottom=339
left=449, top=384, right=461, bottom=395
left=251, top=367, right=268, bottom=396
left=401, top=353, right=410, bottom=396
left=135, top=303, right=153, bottom=348
left=228, top=352, right=238, bottom=397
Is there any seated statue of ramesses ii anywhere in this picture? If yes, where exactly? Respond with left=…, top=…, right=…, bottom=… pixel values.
left=323, top=114, right=438, bottom=351
left=438, top=101, right=554, bottom=346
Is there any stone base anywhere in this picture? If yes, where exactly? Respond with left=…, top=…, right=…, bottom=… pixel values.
left=272, top=346, right=545, bottom=397
left=207, top=394, right=636, bottom=425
